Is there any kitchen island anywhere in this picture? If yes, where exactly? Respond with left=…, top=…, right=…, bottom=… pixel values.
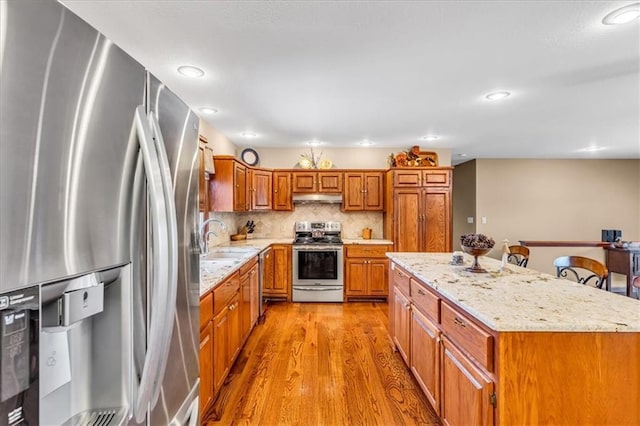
left=387, top=252, right=639, bottom=426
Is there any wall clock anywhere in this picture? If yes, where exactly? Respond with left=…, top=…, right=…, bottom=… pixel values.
left=241, top=148, right=259, bottom=166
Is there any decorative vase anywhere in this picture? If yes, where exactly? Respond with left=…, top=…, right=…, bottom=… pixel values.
left=461, top=246, right=492, bottom=273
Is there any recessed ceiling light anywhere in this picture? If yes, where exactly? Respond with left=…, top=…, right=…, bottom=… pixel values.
left=458, top=153, right=468, bottom=157
left=421, top=135, right=439, bottom=141
left=485, top=91, right=511, bottom=101
left=199, top=107, right=218, bottom=115
left=358, top=140, right=375, bottom=146
left=602, top=3, right=640, bottom=25
left=576, top=146, right=607, bottom=152
left=177, top=65, right=204, bottom=78
left=306, top=139, right=324, bottom=146
left=241, top=131, right=258, bottom=138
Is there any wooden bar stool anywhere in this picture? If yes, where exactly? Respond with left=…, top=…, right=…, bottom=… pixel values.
left=553, top=256, right=608, bottom=289
left=507, top=245, right=530, bottom=267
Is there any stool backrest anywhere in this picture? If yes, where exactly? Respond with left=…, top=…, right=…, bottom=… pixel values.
left=507, top=245, right=530, bottom=267
left=553, top=256, right=608, bottom=289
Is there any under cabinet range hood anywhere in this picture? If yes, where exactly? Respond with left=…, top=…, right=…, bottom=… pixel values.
left=292, top=194, right=343, bottom=204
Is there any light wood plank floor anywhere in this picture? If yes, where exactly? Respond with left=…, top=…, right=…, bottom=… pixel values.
left=204, top=302, right=439, bottom=426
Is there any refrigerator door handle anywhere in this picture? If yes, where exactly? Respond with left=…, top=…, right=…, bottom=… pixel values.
left=147, top=111, right=179, bottom=408
left=132, top=105, right=172, bottom=423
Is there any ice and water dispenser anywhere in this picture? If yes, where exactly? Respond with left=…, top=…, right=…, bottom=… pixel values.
left=0, top=265, right=133, bottom=425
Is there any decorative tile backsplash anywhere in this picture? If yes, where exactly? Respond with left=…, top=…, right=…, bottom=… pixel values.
left=203, top=205, right=384, bottom=247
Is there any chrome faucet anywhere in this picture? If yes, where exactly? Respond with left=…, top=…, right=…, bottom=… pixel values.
left=199, top=218, right=228, bottom=255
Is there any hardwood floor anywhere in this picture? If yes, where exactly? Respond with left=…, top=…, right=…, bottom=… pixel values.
left=203, top=302, right=439, bottom=426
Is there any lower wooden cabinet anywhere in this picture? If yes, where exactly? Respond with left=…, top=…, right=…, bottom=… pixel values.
left=240, top=259, right=259, bottom=343
left=264, top=244, right=291, bottom=300
left=199, top=292, right=214, bottom=416
left=411, top=306, right=440, bottom=415
left=392, top=285, right=411, bottom=365
left=212, top=306, right=230, bottom=393
left=441, top=336, right=494, bottom=426
left=344, top=244, right=391, bottom=300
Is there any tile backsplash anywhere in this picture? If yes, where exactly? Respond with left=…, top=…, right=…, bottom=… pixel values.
left=203, top=205, right=384, bottom=247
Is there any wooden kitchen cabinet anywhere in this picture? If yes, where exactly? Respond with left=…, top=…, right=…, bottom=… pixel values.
left=411, top=305, right=440, bottom=415
left=199, top=291, right=214, bottom=414
left=392, top=285, right=411, bottom=365
left=272, top=171, right=293, bottom=211
left=249, top=168, right=272, bottom=210
left=344, top=244, right=390, bottom=299
left=441, top=336, right=494, bottom=426
left=263, top=244, right=291, bottom=300
left=209, top=156, right=249, bottom=212
left=198, top=146, right=209, bottom=213
left=343, top=172, right=384, bottom=211
left=212, top=307, right=229, bottom=393
left=292, top=171, right=343, bottom=193
left=239, top=257, right=259, bottom=344
left=385, top=168, right=453, bottom=252
left=211, top=271, right=241, bottom=396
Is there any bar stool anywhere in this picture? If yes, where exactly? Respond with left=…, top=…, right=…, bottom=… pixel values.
left=553, top=256, right=608, bottom=289
left=507, top=245, right=530, bottom=267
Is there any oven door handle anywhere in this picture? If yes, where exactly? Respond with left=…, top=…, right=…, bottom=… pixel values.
left=293, top=286, right=343, bottom=291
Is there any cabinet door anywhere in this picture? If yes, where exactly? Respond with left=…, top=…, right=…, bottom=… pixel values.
left=228, top=294, right=241, bottom=363
left=213, top=308, right=229, bottom=393
left=317, top=171, right=343, bottom=193
left=198, top=146, right=209, bottom=213
left=393, top=170, right=422, bottom=187
left=422, top=169, right=451, bottom=187
left=441, top=337, right=494, bottom=426
left=262, top=248, right=275, bottom=292
left=343, top=173, right=364, bottom=211
left=364, top=172, right=384, bottom=211
left=199, top=321, right=213, bottom=415
left=394, top=188, right=422, bottom=252
left=249, top=263, right=259, bottom=326
left=269, top=244, right=291, bottom=298
left=345, top=259, right=366, bottom=296
left=423, top=189, right=451, bottom=252
left=240, top=272, right=252, bottom=343
left=368, top=259, right=389, bottom=296
left=411, top=307, right=440, bottom=415
left=292, top=172, right=316, bottom=193
left=251, top=169, right=272, bottom=210
left=393, top=286, right=411, bottom=365
left=273, top=172, right=292, bottom=211
left=233, top=162, right=247, bottom=211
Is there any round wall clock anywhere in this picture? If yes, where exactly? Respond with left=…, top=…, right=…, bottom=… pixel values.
left=241, top=148, right=259, bottom=166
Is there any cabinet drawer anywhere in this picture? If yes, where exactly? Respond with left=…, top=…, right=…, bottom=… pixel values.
left=200, top=291, right=213, bottom=329
left=239, top=256, right=258, bottom=275
left=393, top=170, right=421, bottom=187
left=411, top=279, right=439, bottom=322
left=441, top=302, right=493, bottom=371
left=391, top=263, right=411, bottom=296
left=346, top=245, right=389, bottom=258
left=422, top=170, right=450, bottom=186
left=214, top=272, right=240, bottom=315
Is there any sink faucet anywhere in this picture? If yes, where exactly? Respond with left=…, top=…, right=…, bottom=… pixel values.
left=199, top=218, right=228, bottom=255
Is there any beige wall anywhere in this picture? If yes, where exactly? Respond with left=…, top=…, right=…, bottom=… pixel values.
left=237, top=147, right=451, bottom=169
left=473, top=159, right=640, bottom=279
left=452, top=160, right=476, bottom=248
left=199, top=119, right=237, bottom=155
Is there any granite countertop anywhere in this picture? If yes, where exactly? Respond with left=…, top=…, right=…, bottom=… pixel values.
left=200, top=238, right=293, bottom=296
left=343, top=239, right=393, bottom=245
left=387, top=252, right=640, bottom=332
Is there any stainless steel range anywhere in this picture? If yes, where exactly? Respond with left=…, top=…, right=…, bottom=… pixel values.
left=292, top=221, right=344, bottom=302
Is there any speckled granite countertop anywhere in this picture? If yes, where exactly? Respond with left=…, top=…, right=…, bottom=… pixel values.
left=343, top=239, right=393, bottom=245
left=387, top=252, right=640, bottom=332
left=200, top=239, right=293, bottom=296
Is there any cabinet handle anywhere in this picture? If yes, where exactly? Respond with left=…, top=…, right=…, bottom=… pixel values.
left=417, top=289, right=426, bottom=296
left=453, top=317, right=466, bottom=328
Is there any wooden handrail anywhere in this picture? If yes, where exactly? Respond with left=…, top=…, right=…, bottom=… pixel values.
left=518, top=240, right=612, bottom=248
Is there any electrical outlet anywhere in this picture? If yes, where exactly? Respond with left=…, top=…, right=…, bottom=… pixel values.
left=481, top=217, right=487, bottom=224
left=467, top=217, right=474, bottom=224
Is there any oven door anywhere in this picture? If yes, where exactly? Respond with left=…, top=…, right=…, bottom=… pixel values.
left=292, top=246, right=344, bottom=302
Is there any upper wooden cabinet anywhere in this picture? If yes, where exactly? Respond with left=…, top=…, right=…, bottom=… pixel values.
left=292, top=171, right=343, bottom=193
left=209, top=156, right=249, bottom=212
left=249, top=168, right=272, bottom=211
left=198, top=136, right=213, bottom=214
left=343, top=172, right=384, bottom=211
left=391, top=168, right=450, bottom=187
left=272, top=171, right=293, bottom=211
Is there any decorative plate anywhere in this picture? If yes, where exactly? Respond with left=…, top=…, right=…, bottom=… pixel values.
left=298, top=157, right=313, bottom=169
left=318, top=158, right=333, bottom=169
left=241, top=148, right=259, bottom=166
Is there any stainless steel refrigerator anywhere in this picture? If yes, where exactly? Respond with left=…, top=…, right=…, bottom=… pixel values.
left=0, top=1, right=200, bottom=424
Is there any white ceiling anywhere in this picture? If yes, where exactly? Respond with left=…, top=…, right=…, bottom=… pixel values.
left=61, top=1, right=640, bottom=164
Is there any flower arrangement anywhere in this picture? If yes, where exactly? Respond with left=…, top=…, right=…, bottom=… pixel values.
left=388, top=145, right=438, bottom=167
left=299, top=148, right=322, bottom=169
